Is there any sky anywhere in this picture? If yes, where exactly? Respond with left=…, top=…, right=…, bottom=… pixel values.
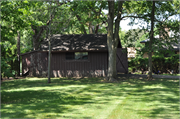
left=102, top=10, right=142, bottom=31
left=103, top=10, right=180, bottom=32
left=120, top=18, right=141, bottom=31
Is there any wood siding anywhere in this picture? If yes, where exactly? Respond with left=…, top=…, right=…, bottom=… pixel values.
left=21, top=49, right=128, bottom=77
left=22, top=52, right=48, bottom=77
left=116, top=48, right=128, bottom=73
left=51, top=52, right=108, bottom=77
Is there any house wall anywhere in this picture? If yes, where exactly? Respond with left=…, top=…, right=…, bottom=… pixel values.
left=22, top=49, right=128, bottom=77
left=116, top=48, right=128, bottom=73
left=22, top=51, right=48, bottom=77
left=51, top=52, right=108, bottom=77
left=127, top=47, right=136, bottom=61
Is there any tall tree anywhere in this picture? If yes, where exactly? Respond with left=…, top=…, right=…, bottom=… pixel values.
left=107, top=1, right=124, bottom=81
left=69, top=0, right=108, bottom=34
left=47, top=1, right=52, bottom=83
left=147, top=1, right=155, bottom=80
left=17, top=31, right=20, bottom=76
left=1, top=1, right=30, bottom=77
left=123, top=1, right=179, bottom=79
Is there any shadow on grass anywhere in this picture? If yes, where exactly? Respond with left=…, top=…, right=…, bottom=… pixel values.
left=1, top=77, right=127, bottom=118
left=114, top=77, right=179, bottom=118
left=1, top=89, right=94, bottom=118
left=1, top=77, right=179, bottom=118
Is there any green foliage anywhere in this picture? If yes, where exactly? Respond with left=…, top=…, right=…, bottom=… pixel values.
left=122, top=28, right=147, bottom=48
left=1, top=0, right=179, bottom=77
left=1, top=57, right=15, bottom=78
left=125, top=1, right=179, bottom=52
left=1, top=41, right=17, bottom=77
left=69, top=0, right=108, bottom=34
left=129, top=54, right=179, bottom=74
left=128, top=57, right=148, bottom=72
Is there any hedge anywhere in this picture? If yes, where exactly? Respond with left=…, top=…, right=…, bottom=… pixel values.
left=128, top=54, right=179, bottom=74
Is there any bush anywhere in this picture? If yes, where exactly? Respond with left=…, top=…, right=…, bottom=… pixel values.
left=1, top=41, right=18, bottom=78
left=128, top=57, right=148, bottom=73
left=1, top=57, right=15, bottom=78
left=129, top=54, right=179, bottom=74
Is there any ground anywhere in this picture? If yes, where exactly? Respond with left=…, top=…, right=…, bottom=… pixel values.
left=1, top=75, right=179, bottom=118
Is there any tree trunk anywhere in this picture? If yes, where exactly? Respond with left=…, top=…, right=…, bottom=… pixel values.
left=147, top=1, right=155, bottom=80
left=95, top=24, right=99, bottom=34
left=107, top=1, right=123, bottom=81
left=114, top=1, right=123, bottom=75
left=31, top=4, right=56, bottom=51
left=48, top=38, right=51, bottom=83
left=17, top=31, right=20, bottom=76
left=32, top=26, right=45, bottom=50
left=88, top=12, right=93, bottom=34
left=48, top=2, right=52, bottom=83
left=76, top=15, right=87, bottom=34
left=107, top=1, right=116, bottom=81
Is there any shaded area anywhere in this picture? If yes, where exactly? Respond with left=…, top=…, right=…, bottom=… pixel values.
left=108, top=76, right=179, bottom=118
left=40, top=34, right=108, bottom=51
left=118, top=73, right=180, bottom=79
left=1, top=77, right=179, bottom=118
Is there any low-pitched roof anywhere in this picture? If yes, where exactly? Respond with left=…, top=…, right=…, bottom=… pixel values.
left=140, top=35, right=159, bottom=43
left=40, top=34, right=110, bottom=51
left=140, top=35, right=179, bottom=51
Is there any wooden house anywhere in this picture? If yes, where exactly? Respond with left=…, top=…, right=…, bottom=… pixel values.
left=20, top=34, right=128, bottom=77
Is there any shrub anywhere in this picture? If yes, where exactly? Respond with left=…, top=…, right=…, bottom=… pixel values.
left=129, top=54, right=179, bottom=74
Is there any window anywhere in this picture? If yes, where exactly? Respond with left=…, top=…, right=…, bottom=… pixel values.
left=66, top=52, right=88, bottom=60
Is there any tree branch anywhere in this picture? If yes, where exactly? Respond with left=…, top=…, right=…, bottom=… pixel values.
left=120, top=15, right=149, bottom=20
left=75, top=15, right=87, bottom=34
left=114, top=1, right=123, bottom=47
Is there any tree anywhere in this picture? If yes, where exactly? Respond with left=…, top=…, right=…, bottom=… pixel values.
left=138, top=1, right=179, bottom=79
left=17, top=31, right=20, bottom=76
left=47, top=1, right=52, bottom=83
left=122, top=1, right=179, bottom=79
left=147, top=1, right=155, bottom=80
left=1, top=1, right=30, bottom=77
left=107, top=1, right=124, bottom=81
left=122, top=28, right=147, bottom=47
left=69, top=0, right=108, bottom=34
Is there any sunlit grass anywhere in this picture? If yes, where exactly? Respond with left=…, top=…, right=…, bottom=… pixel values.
left=1, top=77, right=179, bottom=118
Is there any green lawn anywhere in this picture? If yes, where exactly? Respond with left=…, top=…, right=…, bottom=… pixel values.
left=134, top=72, right=180, bottom=76
left=1, top=77, right=179, bottom=119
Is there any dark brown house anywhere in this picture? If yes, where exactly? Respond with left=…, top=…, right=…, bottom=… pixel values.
left=21, top=34, right=128, bottom=77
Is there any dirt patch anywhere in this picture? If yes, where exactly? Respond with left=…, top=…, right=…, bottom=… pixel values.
left=1, top=76, right=26, bottom=82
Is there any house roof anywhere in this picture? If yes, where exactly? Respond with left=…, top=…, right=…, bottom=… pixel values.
left=140, top=35, right=179, bottom=51
left=140, top=35, right=159, bottom=43
left=40, top=34, right=120, bottom=51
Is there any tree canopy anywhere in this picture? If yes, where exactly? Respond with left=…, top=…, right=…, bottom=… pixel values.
left=1, top=0, right=179, bottom=79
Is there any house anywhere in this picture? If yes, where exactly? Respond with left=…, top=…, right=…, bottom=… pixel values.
left=20, top=34, right=128, bottom=77
left=140, top=27, right=179, bottom=58
left=140, top=34, right=179, bottom=58
left=127, top=47, right=137, bottom=60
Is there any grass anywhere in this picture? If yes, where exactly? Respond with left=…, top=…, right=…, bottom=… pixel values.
left=158, top=73, right=180, bottom=76
left=1, top=77, right=179, bottom=119
left=134, top=72, right=180, bottom=76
